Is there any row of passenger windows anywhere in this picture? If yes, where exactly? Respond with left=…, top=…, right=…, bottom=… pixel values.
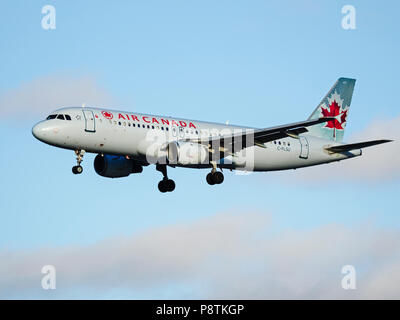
left=273, top=140, right=290, bottom=146
left=116, top=121, right=170, bottom=131
left=47, top=114, right=72, bottom=121
left=111, top=120, right=200, bottom=135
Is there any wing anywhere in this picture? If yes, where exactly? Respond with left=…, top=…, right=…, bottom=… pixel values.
left=180, top=117, right=335, bottom=159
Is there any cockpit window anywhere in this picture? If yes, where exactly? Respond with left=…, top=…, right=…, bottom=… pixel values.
left=47, top=114, right=72, bottom=120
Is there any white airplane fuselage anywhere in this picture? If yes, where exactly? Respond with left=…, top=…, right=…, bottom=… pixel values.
left=32, top=106, right=360, bottom=172
left=31, top=78, right=392, bottom=192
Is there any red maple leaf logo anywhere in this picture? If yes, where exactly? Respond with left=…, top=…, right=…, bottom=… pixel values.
left=321, top=100, right=348, bottom=138
left=102, top=111, right=113, bottom=119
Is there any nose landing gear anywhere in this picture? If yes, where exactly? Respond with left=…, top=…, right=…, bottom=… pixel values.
left=156, top=164, right=175, bottom=193
left=72, top=165, right=83, bottom=174
left=72, top=149, right=85, bottom=175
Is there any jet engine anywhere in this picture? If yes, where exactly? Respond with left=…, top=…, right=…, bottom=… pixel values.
left=94, top=154, right=143, bottom=178
left=167, top=141, right=208, bottom=165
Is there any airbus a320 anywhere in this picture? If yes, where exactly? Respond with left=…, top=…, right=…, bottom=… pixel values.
left=32, top=78, right=392, bottom=192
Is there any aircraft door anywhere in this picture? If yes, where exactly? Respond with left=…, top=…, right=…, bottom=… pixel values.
left=299, top=136, right=309, bottom=159
left=172, top=127, right=178, bottom=140
left=82, top=109, right=96, bottom=132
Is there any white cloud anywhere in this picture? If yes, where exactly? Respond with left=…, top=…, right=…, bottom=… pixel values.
left=0, top=211, right=399, bottom=299
left=0, top=74, right=117, bottom=117
left=280, top=116, right=400, bottom=182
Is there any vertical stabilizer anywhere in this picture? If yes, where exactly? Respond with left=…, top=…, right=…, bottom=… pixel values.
left=307, top=78, right=356, bottom=142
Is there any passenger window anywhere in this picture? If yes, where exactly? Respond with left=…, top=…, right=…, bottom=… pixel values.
left=47, top=114, right=57, bottom=120
left=57, top=114, right=65, bottom=120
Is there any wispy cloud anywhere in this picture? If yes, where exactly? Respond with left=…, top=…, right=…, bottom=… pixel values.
left=0, top=74, right=117, bottom=117
left=1, top=211, right=399, bottom=299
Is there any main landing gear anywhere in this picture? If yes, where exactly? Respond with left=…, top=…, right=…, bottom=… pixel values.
left=206, top=165, right=224, bottom=185
left=72, top=149, right=85, bottom=175
left=156, top=164, right=175, bottom=193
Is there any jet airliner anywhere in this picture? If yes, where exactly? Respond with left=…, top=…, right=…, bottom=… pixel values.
left=32, top=78, right=392, bottom=192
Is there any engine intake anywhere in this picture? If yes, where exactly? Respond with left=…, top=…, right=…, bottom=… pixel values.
left=94, top=154, right=143, bottom=178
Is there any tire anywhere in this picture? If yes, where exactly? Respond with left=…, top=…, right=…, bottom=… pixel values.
left=213, top=171, right=224, bottom=184
left=166, top=179, right=175, bottom=192
left=158, top=180, right=167, bottom=193
left=72, top=166, right=83, bottom=174
left=206, top=173, right=215, bottom=185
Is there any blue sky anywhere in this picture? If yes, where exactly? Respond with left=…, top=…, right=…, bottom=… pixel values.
left=0, top=0, right=399, bottom=299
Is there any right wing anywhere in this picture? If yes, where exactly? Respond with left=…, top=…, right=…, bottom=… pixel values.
left=180, top=117, right=335, bottom=159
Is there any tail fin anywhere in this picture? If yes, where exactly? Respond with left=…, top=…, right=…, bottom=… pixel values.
left=307, top=77, right=356, bottom=142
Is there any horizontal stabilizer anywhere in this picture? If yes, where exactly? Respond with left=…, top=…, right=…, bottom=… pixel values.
left=325, top=139, right=393, bottom=153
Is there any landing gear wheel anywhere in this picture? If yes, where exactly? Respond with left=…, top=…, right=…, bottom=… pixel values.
left=165, top=179, right=175, bottom=192
left=72, top=165, right=83, bottom=175
left=156, top=164, right=175, bottom=193
left=213, top=171, right=224, bottom=184
left=206, top=173, right=215, bottom=185
left=158, top=179, right=176, bottom=193
left=72, top=150, right=85, bottom=175
left=158, top=180, right=168, bottom=193
left=206, top=171, right=224, bottom=185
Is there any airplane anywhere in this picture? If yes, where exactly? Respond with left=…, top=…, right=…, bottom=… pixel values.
left=32, top=78, right=392, bottom=193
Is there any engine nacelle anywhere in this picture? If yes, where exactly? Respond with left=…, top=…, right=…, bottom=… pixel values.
left=94, top=154, right=143, bottom=178
left=167, top=141, right=208, bottom=165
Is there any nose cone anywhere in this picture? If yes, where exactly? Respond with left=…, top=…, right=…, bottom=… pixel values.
left=32, top=121, right=51, bottom=142
left=32, top=123, right=40, bottom=139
